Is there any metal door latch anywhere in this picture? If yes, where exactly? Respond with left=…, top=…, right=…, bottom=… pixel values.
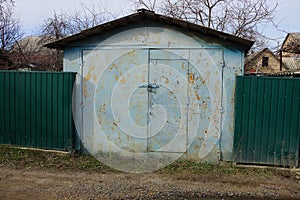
left=138, top=83, right=160, bottom=93
left=138, top=83, right=160, bottom=89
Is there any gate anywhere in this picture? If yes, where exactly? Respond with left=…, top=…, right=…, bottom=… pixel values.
left=233, top=76, right=300, bottom=167
left=0, top=71, right=76, bottom=151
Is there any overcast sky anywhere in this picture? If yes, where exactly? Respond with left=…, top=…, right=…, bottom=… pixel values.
left=14, top=0, right=133, bottom=35
left=13, top=0, right=300, bottom=48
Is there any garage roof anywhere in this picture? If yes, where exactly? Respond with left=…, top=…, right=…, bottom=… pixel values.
left=44, top=9, right=254, bottom=53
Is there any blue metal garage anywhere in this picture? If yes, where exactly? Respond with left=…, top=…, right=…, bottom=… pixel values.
left=46, top=9, right=253, bottom=172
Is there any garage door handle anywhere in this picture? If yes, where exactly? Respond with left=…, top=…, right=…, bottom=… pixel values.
left=138, top=83, right=160, bottom=89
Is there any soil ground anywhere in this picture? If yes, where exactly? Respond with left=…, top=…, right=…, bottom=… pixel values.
left=0, top=146, right=299, bottom=200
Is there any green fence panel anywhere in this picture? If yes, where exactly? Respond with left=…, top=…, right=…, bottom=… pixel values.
left=233, top=76, right=300, bottom=167
left=0, top=71, right=76, bottom=151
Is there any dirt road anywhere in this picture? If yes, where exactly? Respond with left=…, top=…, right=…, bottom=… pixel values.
left=0, top=166, right=299, bottom=200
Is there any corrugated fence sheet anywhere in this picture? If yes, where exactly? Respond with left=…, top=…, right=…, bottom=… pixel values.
left=234, top=76, right=300, bottom=167
left=0, top=71, right=76, bottom=151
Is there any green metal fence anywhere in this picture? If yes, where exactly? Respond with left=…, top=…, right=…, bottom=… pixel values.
left=233, top=76, right=300, bottom=167
left=0, top=71, right=76, bottom=151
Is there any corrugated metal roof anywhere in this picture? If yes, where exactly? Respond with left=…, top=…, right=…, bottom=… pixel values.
left=282, top=57, right=300, bottom=70
left=245, top=70, right=300, bottom=77
left=44, top=9, right=253, bottom=53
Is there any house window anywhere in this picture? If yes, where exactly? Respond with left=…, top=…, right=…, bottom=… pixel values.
left=262, top=57, right=269, bottom=67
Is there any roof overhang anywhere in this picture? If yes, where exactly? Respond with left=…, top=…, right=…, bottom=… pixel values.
left=44, top=9, right=254, bottom=54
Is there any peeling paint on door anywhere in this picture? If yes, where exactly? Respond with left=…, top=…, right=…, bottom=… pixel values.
left=80, top=47, right=224, bottom=159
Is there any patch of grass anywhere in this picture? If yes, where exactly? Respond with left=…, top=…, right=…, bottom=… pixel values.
left=0, top=145, right=285, bottom=177
left=0, top=145, right=112, bottom=172
left=159, top=159, right=279, bottom=177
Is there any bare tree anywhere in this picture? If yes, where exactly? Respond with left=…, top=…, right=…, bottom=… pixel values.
left=0, top=0, right=22, bottom=52
left=133, top=0, right=158, bottom=10
left=129, top=0, right=278, bottom=50
left=0, top=0, right=13, bottom=12
left=40, top=3, right=112, bottom=40
left=39, top=3, right=113, bottom=70
left=66, top=3, right=113, bottom=34
left=0, top=0, right=24, bottom=70
left=40, top=11, right=69, bottom=41
left=158, top=0, right=226, bottom=28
